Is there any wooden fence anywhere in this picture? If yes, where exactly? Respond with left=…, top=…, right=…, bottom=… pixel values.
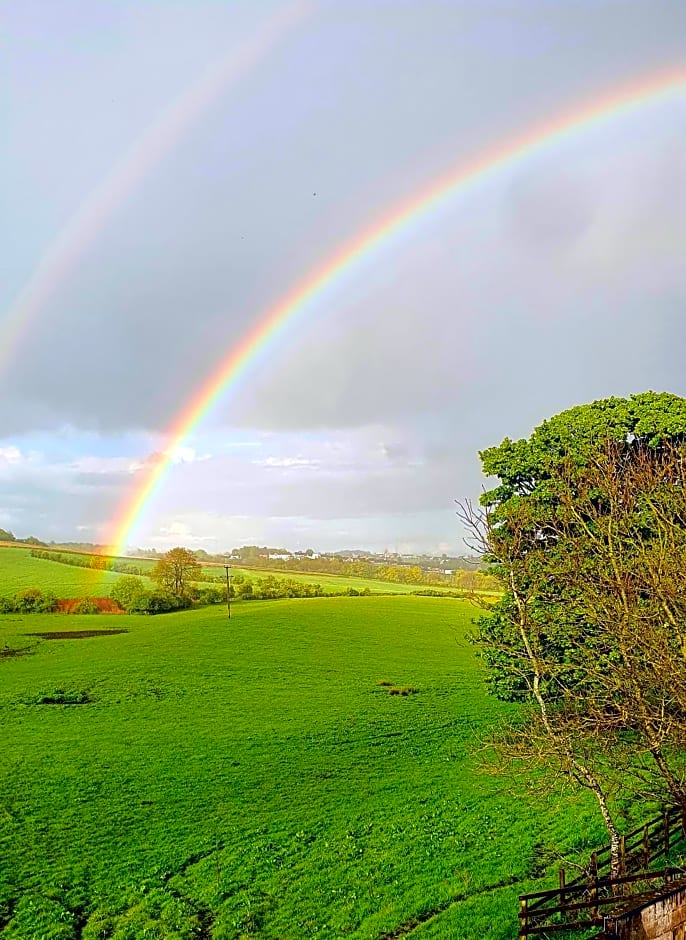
left=519, top=805, right=686, bottom=937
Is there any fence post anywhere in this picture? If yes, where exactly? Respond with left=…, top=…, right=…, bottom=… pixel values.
left=559, top=867, right=566, bottom=909
left=643, top=824, right=650, bottom=869
left=590, top=852, right=599, bottom=921
left=664, top=810, right=671, bottom=856
left=682, top=805, right=686, bottom=839
left=619, top=835, right=626, bottom=877
left=519, top=898, right=528, bottom=938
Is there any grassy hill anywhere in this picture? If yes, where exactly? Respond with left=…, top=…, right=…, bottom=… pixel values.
left=0, top=545, right=459, bottom=598
left=0, top=595, right=608, bottom=938
left=0, top=546, right=151, bottom=597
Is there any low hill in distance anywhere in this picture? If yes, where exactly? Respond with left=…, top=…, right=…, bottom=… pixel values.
left=0, top=544, right=498, bottom=601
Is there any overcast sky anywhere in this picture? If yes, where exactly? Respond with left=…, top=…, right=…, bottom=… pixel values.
left=1, top=0, right=685, bottom=553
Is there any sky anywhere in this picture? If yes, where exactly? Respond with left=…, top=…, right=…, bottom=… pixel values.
left=1, top=0, right=685, bottom=554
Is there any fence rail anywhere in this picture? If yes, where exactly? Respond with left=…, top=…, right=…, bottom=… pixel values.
left=519, top=805, right=686, bottom=937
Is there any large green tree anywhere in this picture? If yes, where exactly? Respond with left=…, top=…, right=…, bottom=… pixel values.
left=475, top=391, right=686, bottom=698
left=152, top=547, right=201, bottom=597
left=461, top=392, right=686, bottom=868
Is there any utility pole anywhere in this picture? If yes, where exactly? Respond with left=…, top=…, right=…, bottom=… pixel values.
left=223, top=565, right=231, bottom=619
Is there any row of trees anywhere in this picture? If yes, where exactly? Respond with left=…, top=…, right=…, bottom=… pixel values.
left=0, top=529, right=44, bottom=545
left=372, top=563, right=499, bottom=591
left=30, top=549, right=145, bottom=576
left=110, top=551, right=377, bottom=613
left=27, top=537, right=495, bottom=594
left=232, top=573, right=373, bottom=599
left=460, top=392, right=686, bottom=873
left=198, top=559, right=498, bottom=592
left=182, top=547, right=487, bottom=589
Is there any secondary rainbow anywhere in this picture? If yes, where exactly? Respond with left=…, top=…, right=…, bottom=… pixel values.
left=108, top=66, right=686, bottom=554
left=0, top=1, right=309, bottom=377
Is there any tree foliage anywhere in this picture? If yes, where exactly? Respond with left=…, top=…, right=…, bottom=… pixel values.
left=110, top=576, right=150, bottom=613
left=152, top=548, right=201, bottom=597
left=460, top=391, right=686, bottom=868
left=475, top=391, right=686, bottom=700
left=0, top=588, right=58, bottom=614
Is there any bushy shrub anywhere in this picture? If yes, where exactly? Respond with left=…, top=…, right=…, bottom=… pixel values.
left=135, top=591, right=172, bottom=614
left=57, top=597, right=122, bottom=614
left=196, top=586, right=224, bottom=606
left=12, top=588, right=57, bottom=613
left=135, top=591, right=190, bottom=614
left=109, top=575, right=149, bottom=612
left=71, top=598, right=99, bottom=615
left=109, top=576, right=199, bottom=615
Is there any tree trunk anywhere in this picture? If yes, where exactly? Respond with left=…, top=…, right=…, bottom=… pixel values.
left=510, top=573, right=622, bottom=875
left=650, top=747, right=686, bottom=807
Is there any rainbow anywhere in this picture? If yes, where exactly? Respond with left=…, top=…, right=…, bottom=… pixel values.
left=0, top=1, right=309, bottom=376
left=109, top=66, right=686, bottom=554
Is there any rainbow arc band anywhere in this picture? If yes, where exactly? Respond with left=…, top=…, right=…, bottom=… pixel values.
left=108, top=67, right=686, bottom=554
left=0, top=1, right=309, bottom=377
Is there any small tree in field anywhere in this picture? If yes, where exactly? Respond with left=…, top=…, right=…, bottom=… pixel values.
left=153, top=548, right=201, bottom=597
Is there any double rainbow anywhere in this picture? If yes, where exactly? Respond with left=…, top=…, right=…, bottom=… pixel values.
left=100, top=66, right=684, bottom=551
left=0, top=2, right=308, bottom=377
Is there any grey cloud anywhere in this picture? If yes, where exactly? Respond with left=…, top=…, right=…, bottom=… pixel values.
left=504, top=167, right=596, bottom=251
left=2, top=1, right=685, bottom=437
left=2, top=1, right=686, bottom=546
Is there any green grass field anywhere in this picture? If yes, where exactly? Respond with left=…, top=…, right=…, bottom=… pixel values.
left=0, top=545, right=457, bottom=597
left=0, top=592, right=610, bottom=939
left=0, top=547, right=151, bottom=597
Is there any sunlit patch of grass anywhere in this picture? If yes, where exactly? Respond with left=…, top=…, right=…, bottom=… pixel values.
left=0, top=546, right=152, bottom=597
left=0, top=597, right=610, bottom=939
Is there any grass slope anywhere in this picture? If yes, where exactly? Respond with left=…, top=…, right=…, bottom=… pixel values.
left=0, top=547, right=146, bottom=597
left=201, top=565, right=454, bottom=595
left=0, top=596, right=609, bottom=939
left=0, top=546, right=456, bottom=597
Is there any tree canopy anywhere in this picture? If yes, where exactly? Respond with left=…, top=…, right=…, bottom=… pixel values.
left=152, top=547, right=201, bottom=597
left=461, top=391, right=686, bottom=870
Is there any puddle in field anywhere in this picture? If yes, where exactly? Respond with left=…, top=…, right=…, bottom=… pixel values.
left=24, top=630, right=128, bottom=639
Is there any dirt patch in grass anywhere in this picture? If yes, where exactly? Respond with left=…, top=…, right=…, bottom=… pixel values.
left=0, top=645, right=34, bottom=658
left=36, top=689, right=93, bottom=705
left=24, top=630, right=128, bottom=639
left=375, top=680, right=419, bottom=696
